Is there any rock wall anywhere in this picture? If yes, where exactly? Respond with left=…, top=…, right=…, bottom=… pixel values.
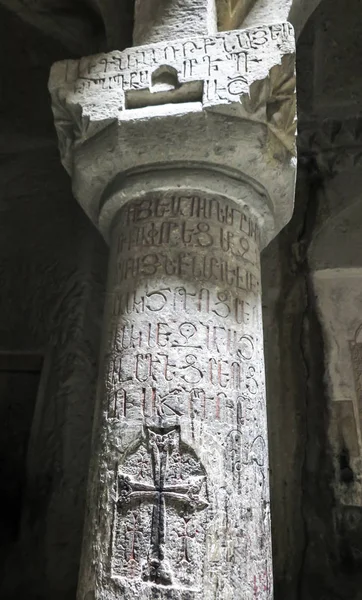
left=262, top=0, right=362, bottom=597
left=0, top=144, right=108, bottom=600
left=0, top=11, right=108, bottom=598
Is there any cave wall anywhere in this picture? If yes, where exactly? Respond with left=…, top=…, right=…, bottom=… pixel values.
left=0, top=9, right=108, bottom=599
left=262, top=1, right=362, bottom=598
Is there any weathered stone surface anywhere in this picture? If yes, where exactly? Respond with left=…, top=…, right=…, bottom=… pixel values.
left=216, top=0, right=324, bottom=39
left=0, top=0, right=323, bottom=52
left=0, top=149, right=107, bottom=599
left=49, top=22, right=296, bottom=245
left=78, top=191, right=272, bottom=599
left=7, top=1, right=362, bottom=599
left=48, top=10, right=296, bottom=600
left=313, top=270, right=362, bottom=507
left=133, top=0, right=217, bottom=45
left=241, top=0, right=323, bottom=38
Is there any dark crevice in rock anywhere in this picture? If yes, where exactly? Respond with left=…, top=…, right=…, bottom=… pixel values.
left=295, top=159, right=325, bottom=600
left=298, top=166, right=340, bottom=600
left=263, top=164, right=313, bottom=599
left=339, top=446, right=355, bottom=485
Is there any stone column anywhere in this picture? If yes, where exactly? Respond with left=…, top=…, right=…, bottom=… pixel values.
left=49, top=5, right=297, bottom=598
left=133, top=0, right=217, bottom=45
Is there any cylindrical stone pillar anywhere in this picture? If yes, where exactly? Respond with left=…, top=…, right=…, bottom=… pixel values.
left=133, top=0, right=217, bottom=45
left=78, top=190, right=272, bottom=600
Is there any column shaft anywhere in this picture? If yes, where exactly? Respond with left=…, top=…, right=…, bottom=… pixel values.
left=133, top=0, right=217, bottom=45
left=78, top=191, right=272, bottom=600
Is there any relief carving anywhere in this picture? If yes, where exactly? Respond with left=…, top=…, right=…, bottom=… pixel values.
left=50, top=24, right=296, bottom=183
left=118, top=195, right=260, bottom=242
left=116, top=252, right=260, bottom=294
left=99, top=193, right=270, bottom=597
left=112, top=427, right=208, bottom=589
left=62, top=24, right=294, bottom=102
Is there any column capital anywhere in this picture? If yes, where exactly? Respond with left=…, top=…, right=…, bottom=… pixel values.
left=49, top=22, right=296, bottom=248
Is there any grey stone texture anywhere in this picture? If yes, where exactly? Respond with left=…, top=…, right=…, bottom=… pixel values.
left=0, top=0, right=323, bottom=52
left=0, top=9, right=108, bottom=599
left=2, top=1, right=362, bottom=600
left=79, top=192, right=272, bottom=599
left=133, top=0, right=217, bottom=45
left=49, top=23, right=296, bottom=244
left=48, top=7, right=296, bottom=598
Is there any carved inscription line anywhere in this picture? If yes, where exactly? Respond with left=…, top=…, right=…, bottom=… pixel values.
left=66, top=23, right=294, bottom=107
left=117, top=220, right=256, bottom=264
left=108, top=385, right=262, bottom=423
left=73, top=23, right=294, bottom=83
left=111, top=320, right=254, bottom=357
left=108, top=351, right=259, bottom=392
left=111, top=286, right=258, bottom=326
left=117, top=195, right=260, bottom=244
left=114, top=196, right=260, bottom=291
left=116, top=252, right=260, bottom=294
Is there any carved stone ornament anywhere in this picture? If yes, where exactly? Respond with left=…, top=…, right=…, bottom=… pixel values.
left=113, top=427, right=208, bottom=589
left=49, top=22, right=296, bottom=246
left=76, top=190, right=275, bottom=599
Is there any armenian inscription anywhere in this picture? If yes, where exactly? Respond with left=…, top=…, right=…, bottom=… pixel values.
left=106, top=192, right=262, bottom=428
left=104, top=191, right=271, bottom=597
left=49, top=0, right=296, bottom=589
left=51, top=23, right=294, bottom=114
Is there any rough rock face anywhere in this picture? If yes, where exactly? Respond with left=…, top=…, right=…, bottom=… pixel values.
left=262, top=2, right=362, bottom=599
left=133, top=0, right=217, bottom=44
left=0, top=8, right=108, bottom=600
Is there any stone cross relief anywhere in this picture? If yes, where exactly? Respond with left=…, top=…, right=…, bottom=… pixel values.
left=114, top=427, right=209, bottom=588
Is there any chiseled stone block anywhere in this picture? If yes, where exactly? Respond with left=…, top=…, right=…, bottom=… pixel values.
left=49, top=23, right=296, bottom=246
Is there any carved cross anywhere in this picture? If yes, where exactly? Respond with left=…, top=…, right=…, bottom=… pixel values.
left=118, top=428, right=208, bottom=586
